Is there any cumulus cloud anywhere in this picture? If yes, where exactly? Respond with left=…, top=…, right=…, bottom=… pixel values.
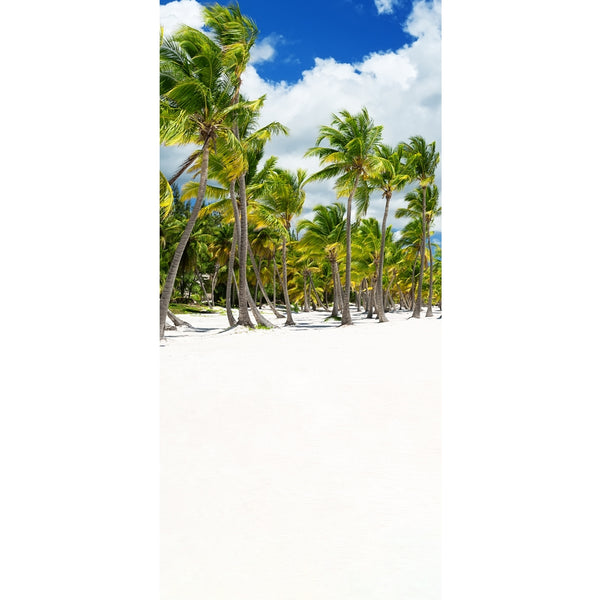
left=160, top=0, right=204, bottom=36
left=250, top=34, right=282, bottom=65
left=240, top=0, right=441, bottom=226
left=160, top=0, right=442, bottom=230
left=374, top=0, right=399, bottom=15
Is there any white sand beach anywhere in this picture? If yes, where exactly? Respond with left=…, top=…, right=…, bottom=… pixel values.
left=161, top=307, right=441, bottom=599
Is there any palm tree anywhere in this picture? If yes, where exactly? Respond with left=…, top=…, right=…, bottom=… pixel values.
left=305, top=107, right=383, bottom=325
left=158, top=25, right=254, bottom=339
left=257, top=168, right=307, bottom=325
left=404, top=136, right=439, bottom=319
left=185, top=140, right=287, bottom=322
left=397, top=217, right=424, bottom=310
left=352, top=217, right=394, bottom=318
left=396, top=184, right=441, bottom=316
left=365, top=143, right=411, bottom=321
left=203, top=2, right=260, bottom=328
left=297, top=203, right=347, bottom=319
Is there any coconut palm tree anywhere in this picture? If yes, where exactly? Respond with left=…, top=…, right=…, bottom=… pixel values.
left=404, top=136, right=439, bottom=319
left=305, top=107, right=383, bottom=325
left=202, top=2, right=260, bottom=328
left=352, top=217, right=394, bottom=318
left=256, top=168, right=307, bottom=325
left=158, top=25, right=256, bottom=338
left=185, top=141, right=286, bottom=322
left=363, top=143, right=411, bottom=321
left=297, top=203, right=347, bottom=319
left=397, top=217, right=424, bottom=310
left=396, top=184, right=441, bottom=316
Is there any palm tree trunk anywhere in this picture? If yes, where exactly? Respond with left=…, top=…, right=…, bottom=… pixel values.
left=412, top=186, right=427, bottom=319
left=254, top=258, right=261, bottom=305
left=385, top=273, right=397, bottom=312
left=375, top=193, right=391, bottom=322
left=330, top=258, right=343, bottom=318
left=281, top=236, right=295, bottom=326
left=159, top=140, right=210, bottom=339
left=409, top=251, right=419, bottom=310
left=225, top=185, right=238, bottom=327
left=247, top=244, right=284, bottom=318
left=197, top=271, right=210, bottom=305
left=342, top=176, right=360, bottom=325
left=398, top=285, right=408, bottom=310
left=426, top=229, right=434, bottom=317
left=245, top=279, right=274, bottom=327
left=235, top=175, right=254, bottom=327
left=210, top=264, right=219, bottom=308
left=167, top=309, right=190, bottom=328
left=303, top=271, right=310, bottom=311
left=309, top=272, right=327, bottom=310
left=367, top=278, right=375, bottom=319
left=272, top=252, right=277, bottom=306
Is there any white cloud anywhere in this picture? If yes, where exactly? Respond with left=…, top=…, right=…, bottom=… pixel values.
left=250, top=34, right=281, bottom=65
left=240, top=0, right=441, bottom=228
left=160, top=0, right=442, bottom=230
left=374, top=0, right=399, bottom=15
left=160, top=0, right=204, bottom=37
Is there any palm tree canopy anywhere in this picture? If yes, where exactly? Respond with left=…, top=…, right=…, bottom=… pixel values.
left=202, top=2, right=258, bottom=85
left=354, top=142, right=411, bottom=217
left=256, top=168, right=307, bottom=236
left=405, top=135, right=440, bottom=188
left=395, top=184, right=441, bottom=226
left=297, top=203, right=347, bottom=261
left=304, top=107, right=383, bottom=195
left=160, top=25, right=262, bottom=156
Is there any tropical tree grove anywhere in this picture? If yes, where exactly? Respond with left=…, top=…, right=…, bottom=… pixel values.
left=159, top=4, right=441, bottom=340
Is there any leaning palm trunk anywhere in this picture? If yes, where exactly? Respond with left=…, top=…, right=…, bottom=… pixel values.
left=167, top=309, right=190, bottom=328
left=409, top=252, right=419, bottom=310
left=398, top=285, right=408, bottom=310
left=210, top=264, right=219, bottom=308
left=375, top=193, right=391, bottom=322
left=159, top=141, right=210, bottom=339
left=386, top=291, right=394, bottom=311
left=254, top=258, right=261, bottom=305
left=412, top=187, right=427, bottom=318
left=281, top=236, right=295, bottom=326
left=197, top=270, right=210, bottom=305
left=309, top=272, right=327, bottom=310
left=385, top=273, right=396, bottom=312
left=426, top=231, right=434, bottom=317
left=245, top=279, right=273, bottom=327
left=342, top=176, right=360, bottom=325
left=247, top=244, right=284, bottom=318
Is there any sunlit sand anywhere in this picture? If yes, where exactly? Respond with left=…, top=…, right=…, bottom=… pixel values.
left=161, top=306, right=441, bottom=600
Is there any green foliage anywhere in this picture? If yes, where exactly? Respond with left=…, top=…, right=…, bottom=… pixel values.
left=158, top=6, right=441, bottom=323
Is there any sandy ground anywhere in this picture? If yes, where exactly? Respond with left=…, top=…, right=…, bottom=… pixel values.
left=161, top=306, right=441, bottom=600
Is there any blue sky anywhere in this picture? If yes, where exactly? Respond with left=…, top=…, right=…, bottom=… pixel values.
left=160, top=1, right=418, bottom=83
left=160, top=0, right=441, bottom=232
left=174, top=0, right=419, bottom=83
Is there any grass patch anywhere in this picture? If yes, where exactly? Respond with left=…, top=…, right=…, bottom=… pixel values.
left=324, top=315, right=342, bottom=322
left=169, top=303, right=223, bottom=315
